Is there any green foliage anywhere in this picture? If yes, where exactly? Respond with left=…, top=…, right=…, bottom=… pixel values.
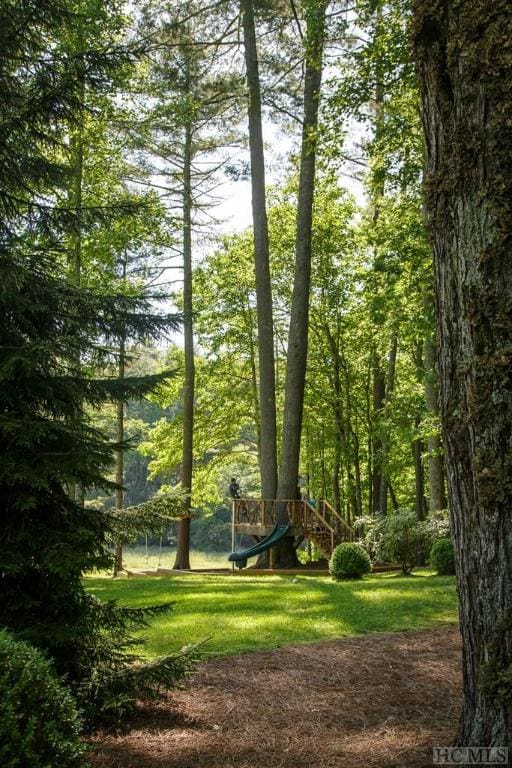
left=430, top=538, right=455, bottom=576
left=424, top=509, right=451, bottom=543
left=142, top=347, right=260, bottom=507
left=72, top=597, right=196, bottom=723
left=353, top=515, right=383, bottom=562
left=191, top=507, right=232, bottom=552
left=329, top=542, right=372, bottom=580
left=0, top=250, right=190, bottom=724
left=297, top=541, right=325, bottom=565
left=376, top=511, right=428, bottom=575
left=110, top=490, right=186, bottom=547
left=0, top=630, right=85, bottom=768
left=0, top=0, right=191, bottom=727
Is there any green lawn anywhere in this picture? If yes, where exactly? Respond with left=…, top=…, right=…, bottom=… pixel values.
left=85, top=570, right=458, bottom=659
left=120, top=546, right=230, bottom=571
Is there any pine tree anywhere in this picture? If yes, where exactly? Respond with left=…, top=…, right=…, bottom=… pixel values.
left=0, top=0, right=192, bottom=723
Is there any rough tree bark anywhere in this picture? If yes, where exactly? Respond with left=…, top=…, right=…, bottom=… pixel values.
left=378, top=329, right=398, bottom=515
left=173, top=119, right=194, bottom=570
left=412, top=416, right=426, bottom=521
left=241, top=0, right=278, bottom=501
left=113, top=259, right=127, bottom=578
left=371, top=331, right=398, bottom=516
left=371, top=355, right=385, bottom=515
left=324, top=321, right=344, bottom=517
left=274, top=0, right=327, bottom=567
left=414, top=0, right=512, bottom=746
left=342, top=355, right=363, bottom=521
left=113, top=336, right=125, bottom=576
left=241, top=0, right=276, bottom=570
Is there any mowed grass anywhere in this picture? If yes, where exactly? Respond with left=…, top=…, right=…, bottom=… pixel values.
left=121, top=546, right=230, bottom=571
left=85, top=571, right=458, bottom=659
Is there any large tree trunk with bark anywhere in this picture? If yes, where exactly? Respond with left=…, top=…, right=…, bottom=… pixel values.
left=324, top=321, right=344, bottom=517
left=378, top=330, right=398, bottom=515
left=414, top=0, right=512, bottom=746
left=372, top=332, right=398, bottom=517
left=371, top=355, right=385, bottom=515
left=113, top=338, right=125, bottom=577
left=275, top=0, right=326, bottom=567
left=241, top=0, right=278, bottom=501
left=412, top=417, right=426, bottom=521
left=173, top=120, right=194, bottom=571
left=113, top=258, right=127, bottom=578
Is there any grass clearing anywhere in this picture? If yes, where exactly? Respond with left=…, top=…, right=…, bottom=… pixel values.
left=85, top=570, right=458, bottom=659
left=120, top=546, right=230, bottom=571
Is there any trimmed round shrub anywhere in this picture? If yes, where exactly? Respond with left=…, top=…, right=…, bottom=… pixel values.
left=329, top=542, right=371, bottom=580
left=0, top=630, right=85, bottom=768
left=430, top=537, right=455, bottom=575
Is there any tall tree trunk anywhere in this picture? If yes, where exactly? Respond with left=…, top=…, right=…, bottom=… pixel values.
left=423, top=305, right=447, bottom=510
left=276, top=0, right=326, bottom=512
left=246, top=296, right=270, bottom=568
left=370, top=1, right=389, bottom=518
left=324, top=322, right=344, bottom=516
left=371, top=353, right=385, bottom=514
left=332, top=441, right=342, bottom=517
left=352, top=436, right=363, bottom=520
left=412, top=416, right=426, bottom=521
left=241, top=0, right=277, bottom=500
left=273, top=0, right=326, bottom=567
left=113, top=257, right=127, bottom=577
left=113, top=330, right=126, bottom=576
left=414, top=0, right=512, bottom=746
left=244, top=293, right=262, bottom=462
left=343, top=361, right=363, bottom=520
left=378, top=329, right=398, bottom=515
left=173, top=120, right=194, bottom=571
left=365, top=360, right=374, bottom=515
left=319, top=425, right=327, bottom=500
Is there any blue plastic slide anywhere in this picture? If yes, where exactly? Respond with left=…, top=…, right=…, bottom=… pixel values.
left=228, top=522, right=291, bottom=569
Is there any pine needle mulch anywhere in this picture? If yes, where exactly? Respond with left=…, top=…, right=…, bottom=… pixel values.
left=88, top=626, right=461, bottom=768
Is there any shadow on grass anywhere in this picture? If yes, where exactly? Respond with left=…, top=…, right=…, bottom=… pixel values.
left=85, top=571, right=458, bottom=660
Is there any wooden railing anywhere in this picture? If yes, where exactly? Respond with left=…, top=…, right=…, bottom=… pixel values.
left=301, top=500, right=335, bottom=552
left=319, top=500, right=355, bottom=541
left=233, top=498, right=354, bottom=540
left=232, top=499, right=303, bottom=527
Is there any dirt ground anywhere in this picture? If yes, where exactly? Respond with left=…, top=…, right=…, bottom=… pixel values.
left=88, top=626, right=461, bottom=768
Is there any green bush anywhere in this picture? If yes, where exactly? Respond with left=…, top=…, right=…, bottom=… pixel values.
left=378, top=511, right=428, bottom=575
left=353, top=514, right=385, bottom=562
left=329, top=542, right=371, bottom=580
left=424, top=509, right=451, bottom=543
left=0, top=630, right=85, bottom=768
left=430, top=537, right=456, bottom=575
